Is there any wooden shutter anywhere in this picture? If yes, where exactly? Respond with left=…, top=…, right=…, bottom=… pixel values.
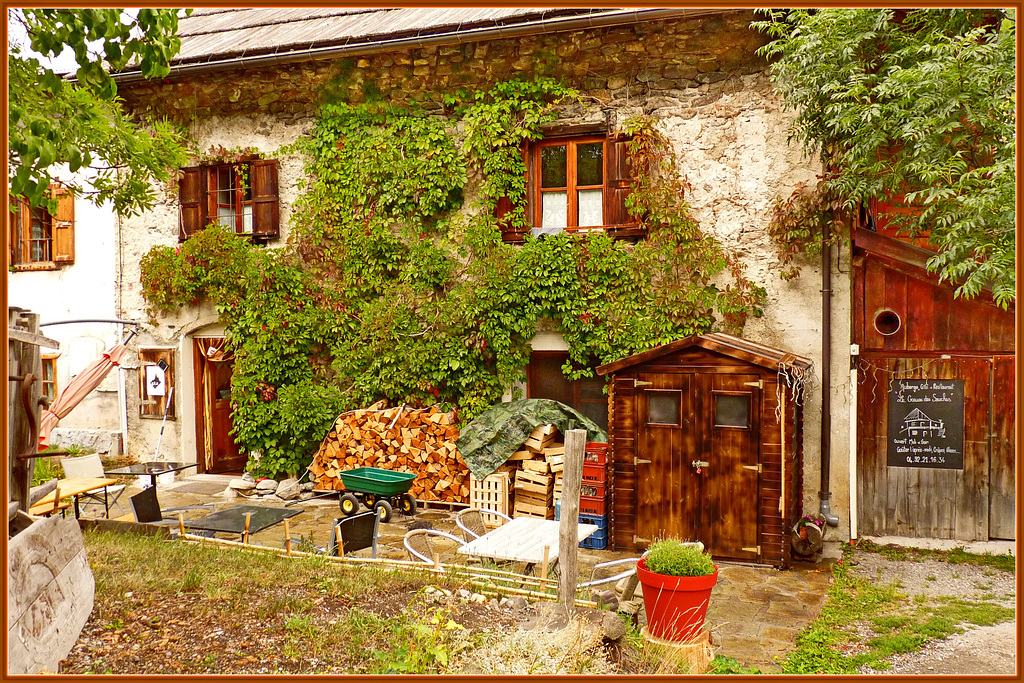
left=250, top=159, right=279, bottom=240
left=605, top=136, right=637, bottom=230
left=9, top=196, right=26, bottom=266
left=138, top=347, right=175, bottom=419
left=51, top=186, right=75, bottom=264
left=495, top=146, right=533, bottom=244
left=178, top=167, right=205, bottom=240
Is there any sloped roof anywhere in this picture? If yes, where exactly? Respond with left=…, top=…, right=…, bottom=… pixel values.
left=172, top=7, right=653, bottom=65
left=596, top=332, right=813, bottom=375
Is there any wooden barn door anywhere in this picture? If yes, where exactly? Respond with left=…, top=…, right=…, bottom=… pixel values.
left=702, top=373, right=761, bottom=560
left=635, top=373, right=699, bottom=543
left=857, top=356, right=1011, bottom=540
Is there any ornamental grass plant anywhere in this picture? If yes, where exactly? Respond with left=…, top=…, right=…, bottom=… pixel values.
left=644, top=539, right=715, bottom=577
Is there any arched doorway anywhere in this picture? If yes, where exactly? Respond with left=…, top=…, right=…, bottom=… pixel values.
left=192, top=337, right=246, bottom=473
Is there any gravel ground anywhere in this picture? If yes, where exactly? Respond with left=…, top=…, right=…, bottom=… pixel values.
left=847, top=549, right=1016, bottom=675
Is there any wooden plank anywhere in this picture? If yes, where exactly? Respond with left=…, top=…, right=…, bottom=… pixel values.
left=882, top=268, right=908, bottom=353
left=8, top=515, right=94, bottom=674
left=904, top=276, right=935, bottom=351
left=6, top=328, right=60, bottom=349
left=989, top=355, right=1015, bottom=540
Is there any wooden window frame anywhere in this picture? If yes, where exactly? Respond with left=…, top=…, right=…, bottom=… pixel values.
left=41, top=354, right=58, bottom=403
left=497, top=123, right=641, bottom=244
left=533, top=135, right=607, bottom=232
left=178, top=157, right=279, bottom=242
left=8, top=188, right=75, bottom=270
left=711, top=390, right=752, bottom=430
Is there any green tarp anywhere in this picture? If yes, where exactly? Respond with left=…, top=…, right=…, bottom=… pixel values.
left=457, top=398, right=607, bottom=480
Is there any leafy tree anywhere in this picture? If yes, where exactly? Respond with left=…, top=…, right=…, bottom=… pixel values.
left=8, top=9, right=191, bottom=214
left=755, top=9, right=1015, bottom=307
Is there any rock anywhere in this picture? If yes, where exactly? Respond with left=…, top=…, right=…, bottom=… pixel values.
left=602, top=611, right=627, bottom=641
left=591, top=589, right=618, bottom=610
left=275, top=478, right=301, bottom=500
left=457, top=589, right=472, bottom=601
left=617, top=600, right=643, bottom=618
left=229, top=478, right=256, bottom=491
left=710, top=630, right=722, bottom=647
left=241, top=472, right=255, bottom=484
left=511, top=596, right=528, bottom=611
left=255, top=479, right=278, bottom=494
left=470, top=593, right=486, bottom=604
left=300, top=482, right=316, bottom=491
left=297, top=492, right=315, bottom=500
left=221, top=488, right=238, bottom=500
left=499, top=597, right=509, bottom=607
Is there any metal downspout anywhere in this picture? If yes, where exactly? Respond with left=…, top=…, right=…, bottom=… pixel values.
left=819, top=220, right=840, bottom=527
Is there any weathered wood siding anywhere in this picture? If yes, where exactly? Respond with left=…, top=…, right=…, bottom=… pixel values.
left=856, top=356, right=1012, bottom=539
left=853, top=240, right=1015, bottom=541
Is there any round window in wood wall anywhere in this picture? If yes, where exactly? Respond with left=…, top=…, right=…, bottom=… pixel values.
left=873, top=309, right=902, bottom=336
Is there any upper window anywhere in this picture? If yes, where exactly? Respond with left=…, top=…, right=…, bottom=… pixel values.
left=537, top=137, right=606, bottom=231
left=527, top=351, right=608, bottom=432
left=41, top=355, right=58, bottom=403
left=497, top=128, right=639, bottom=243
left=8, top=188, right=75, bottom=269
left=178, top=158, right=279, bottom=241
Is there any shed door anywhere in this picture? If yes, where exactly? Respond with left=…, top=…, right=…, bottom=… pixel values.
left=703, top=374, right=760, bottom=560
left=635, top=371, right=761, bottom=560
left=636, top=373, right=698, bottom=543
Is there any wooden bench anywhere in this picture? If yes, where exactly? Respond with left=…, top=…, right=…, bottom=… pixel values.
left=28, top=498, right=70, bottom=517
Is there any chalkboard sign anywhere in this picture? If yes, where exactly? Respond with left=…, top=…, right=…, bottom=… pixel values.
left=887, top=379, right=964, bottom=469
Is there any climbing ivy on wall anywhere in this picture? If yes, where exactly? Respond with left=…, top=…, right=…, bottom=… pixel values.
left=140, top=78, right=766, bottom=479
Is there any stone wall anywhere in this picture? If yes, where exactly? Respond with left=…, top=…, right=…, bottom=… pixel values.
left=122, top=11, right=767, bottom=122
left=116, top=9, right=853, bottom=539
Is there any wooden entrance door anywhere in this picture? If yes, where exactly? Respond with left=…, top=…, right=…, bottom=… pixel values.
left=702, top=373, right=760, bottom=560
left=636, top=372, right=698, bottom=543
left=192, top=338, right=246, bottom=474
left=635, top=371, right=761, bottom=559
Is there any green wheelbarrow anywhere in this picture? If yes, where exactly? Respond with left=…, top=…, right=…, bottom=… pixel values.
left=337, top=467, right=418, bottom=523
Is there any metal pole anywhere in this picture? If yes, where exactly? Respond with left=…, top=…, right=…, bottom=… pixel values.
left=153, top=386, right=174, bottom=464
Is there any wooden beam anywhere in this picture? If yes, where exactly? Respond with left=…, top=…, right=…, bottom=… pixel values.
left=558, top=429, right=586, bottom=609
left=7, top=328, right=60, bottom=349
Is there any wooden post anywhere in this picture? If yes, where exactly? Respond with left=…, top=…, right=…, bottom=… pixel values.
left=540, top=545, right=550, bottom=592
left=177, top=513, right=185, bottom=537
left=284, top=519, right=292, bottom=555
left=558, top=428, right=586, bottom=609
left=243, top=512, right=251, bottom=544
left=9, top=308, right=45, bottom=515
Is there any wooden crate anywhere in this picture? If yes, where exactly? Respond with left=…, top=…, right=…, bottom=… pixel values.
left=469, top=471, right=510, bottom=516
left=514, top=469, right=552, bottom=495
left=514, top=498, right=554, bottom=519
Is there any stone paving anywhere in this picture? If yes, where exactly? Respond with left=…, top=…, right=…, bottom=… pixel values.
left=100, top=473, right=836, bottom=672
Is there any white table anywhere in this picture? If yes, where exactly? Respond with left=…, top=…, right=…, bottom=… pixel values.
left=456, top=516, right=599, bottom=566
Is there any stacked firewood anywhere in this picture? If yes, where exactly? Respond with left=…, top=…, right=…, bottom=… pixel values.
left=309, top=403, right=470, bottom=503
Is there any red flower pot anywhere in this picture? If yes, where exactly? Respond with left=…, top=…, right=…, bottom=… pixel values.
left=636, top=557, right=719, bottom=642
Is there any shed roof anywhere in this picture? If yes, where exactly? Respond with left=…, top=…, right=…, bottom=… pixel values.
left=169, top=7, right=682, bottom=65
left=596, top=332, right=813, bottom=376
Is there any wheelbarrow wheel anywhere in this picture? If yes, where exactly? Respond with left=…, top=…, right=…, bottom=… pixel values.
left=339, top=493, right=360, bottom=516
left=373, top=499, right=393, bottom=523
left=363, top=493, right=377, bottom=509
left=398, top=493, right=417, bottom=516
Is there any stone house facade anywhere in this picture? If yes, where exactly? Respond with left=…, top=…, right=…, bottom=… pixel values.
left=110, top=8, right=853, bottom=541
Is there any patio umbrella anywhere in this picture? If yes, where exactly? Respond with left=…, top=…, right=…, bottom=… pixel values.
left=38, top=332, right=134, bottom=449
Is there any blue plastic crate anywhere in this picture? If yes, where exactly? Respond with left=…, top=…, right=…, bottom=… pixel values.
left=555, top=500, right=608, bottom=529
left=579, top=528, right=608, bottom=549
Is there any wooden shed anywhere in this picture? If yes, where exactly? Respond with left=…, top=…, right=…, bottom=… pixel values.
left=597, top=333, right=812, bottom=568
left=851, top=228, right=1015, bottom=541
